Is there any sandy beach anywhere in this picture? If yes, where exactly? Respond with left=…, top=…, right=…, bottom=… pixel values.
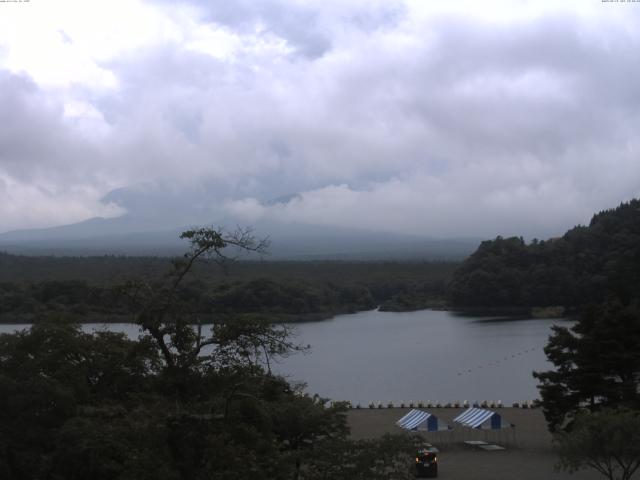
left=347, top=407, right=601, bottom=480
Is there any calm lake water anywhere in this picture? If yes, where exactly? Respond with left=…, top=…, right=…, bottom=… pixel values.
left=0, top=309, right=565, bottom=404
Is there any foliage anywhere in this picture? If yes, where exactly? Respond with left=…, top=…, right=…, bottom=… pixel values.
left=0, top=227, right=421, bottom=479
left=0, top=256, right=456, bottom=323
left=449, top=198, right=640, bottom=309
left=208, top=278, right=376, bottom=316
left=534, top=301, right=640, bottom=431
left=0, top=323, right=162, bottom=479
left=303, top=433, right=420, bottom=480
left=555, top=408, right=640, bottom=480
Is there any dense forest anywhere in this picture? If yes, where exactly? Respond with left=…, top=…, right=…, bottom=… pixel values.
left=0, top=254, right=456, bottom=323
left=0, top=229, right=419, bottom=479
left=449, top=199, right=640, bottom=311
left=525, top=200, right=640, bottom=446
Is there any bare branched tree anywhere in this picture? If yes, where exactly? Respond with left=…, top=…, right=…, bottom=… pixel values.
left=119, top=226, right=301, bottom=381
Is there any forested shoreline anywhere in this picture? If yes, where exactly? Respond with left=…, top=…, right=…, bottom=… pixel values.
left=3, top=199, right=640, bottom=324
left=0, top=255, right=456, bottom=324
left=449, top=199, right=640, bottom=312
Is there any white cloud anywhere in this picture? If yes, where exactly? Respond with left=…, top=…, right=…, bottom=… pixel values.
left=0, top=0, right=639, bottom=236
left=0, top=173, right=125, bottom=231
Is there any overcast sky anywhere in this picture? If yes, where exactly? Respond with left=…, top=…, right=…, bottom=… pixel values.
left=1, top=0, right=639, bottom=238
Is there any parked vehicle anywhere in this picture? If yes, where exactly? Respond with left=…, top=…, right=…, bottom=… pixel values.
left=415, top=444, right=438, bottom=478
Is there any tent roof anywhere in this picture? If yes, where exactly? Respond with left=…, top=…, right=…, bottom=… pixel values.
left=396, top=409, right=449, bottom=431
left=397, top=409, right=432, bottom=430
left=453, top=407, right=511, bottom=429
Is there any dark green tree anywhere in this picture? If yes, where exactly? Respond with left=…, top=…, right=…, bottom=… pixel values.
left=0, top=323, right=161, bottom=479
left=534, top=301, right=640, bottom=431
left=449, top=198, right=640, bottom=310
left=303, top=433, right=420, bottom=480
left=555, top=408, right=640, bottom=480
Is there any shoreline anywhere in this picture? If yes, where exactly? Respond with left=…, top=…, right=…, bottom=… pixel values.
left=0, top=304, right=573, bottom=325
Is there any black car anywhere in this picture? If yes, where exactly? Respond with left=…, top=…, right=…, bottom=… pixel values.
left=415, top=444, right=438, bottom=478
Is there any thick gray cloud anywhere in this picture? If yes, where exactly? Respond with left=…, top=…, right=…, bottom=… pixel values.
left=167, top=0, right=406, bottom=58
left=0, top=0, right=639, bottom=237
left=0, top=71, right=123, bottom=229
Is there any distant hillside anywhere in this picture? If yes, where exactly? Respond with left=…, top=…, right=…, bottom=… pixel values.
left=449, top=199, right=640, bottom=310
left=0, top=216, right=480, bottom=260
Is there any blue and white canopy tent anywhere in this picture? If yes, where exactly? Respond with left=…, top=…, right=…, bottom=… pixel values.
left=396, top=409, right=450, bottom=432
left=396, top=409, right=452, bottom=444
left=453, top=407, right=515, bottom=445
left=453, top=407, right=511, bottom=430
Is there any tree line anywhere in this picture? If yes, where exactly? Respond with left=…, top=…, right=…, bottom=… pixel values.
left=0, top=256, right=455, bottom=323
left=449, top=199, right=640, bottom=310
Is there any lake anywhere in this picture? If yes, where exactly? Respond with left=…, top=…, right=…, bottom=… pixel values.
left=0, top=309, right=565, bottom=405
